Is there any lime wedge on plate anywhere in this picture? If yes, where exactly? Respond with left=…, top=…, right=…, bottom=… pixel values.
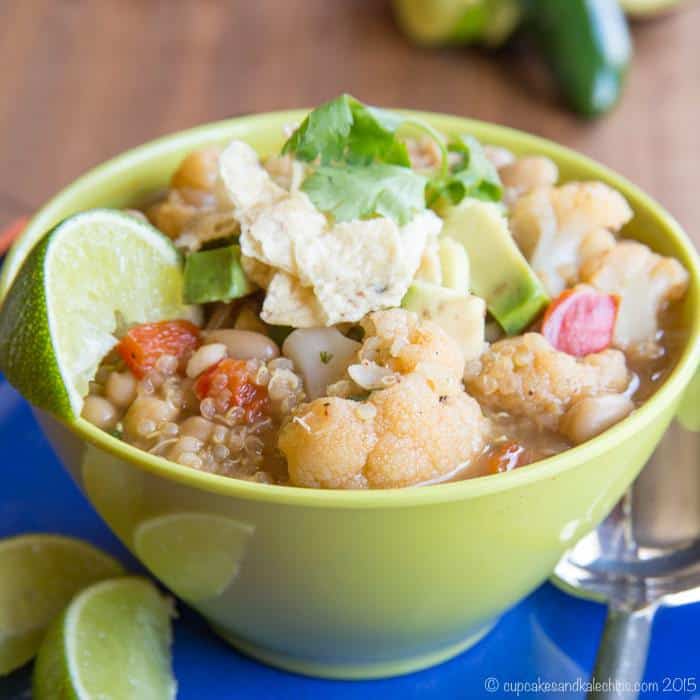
left=0, top=534, right=123, bottom=676
left=33, top=577, right=176, bottom=700
left=134, top=512, right=254, bottom=602
left=0, top=209, right=193, bottom=419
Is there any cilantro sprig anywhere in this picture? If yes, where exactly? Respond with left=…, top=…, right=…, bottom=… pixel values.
left=283, top=94, right=447, bottom=172
left=281, top=94, right=501, bottom=225
left=428, top=134, right=503, bottom=206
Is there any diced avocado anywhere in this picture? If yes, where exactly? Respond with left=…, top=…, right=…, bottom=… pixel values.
left=402, top=281, right=485, bottom=362
left=438, top=237, right=470, bottom=294
left=183, top=244, right=253, bottom=305
left=441, top=200, right=549, bottom=335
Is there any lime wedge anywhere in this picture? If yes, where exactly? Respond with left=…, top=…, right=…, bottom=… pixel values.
left=134, top=513, right=254, bottom=602
left=33, top=577, right=176, bottom=700
left=0, top=209, right=193, bottom=419
left=0, top=534, right=123, bottom=676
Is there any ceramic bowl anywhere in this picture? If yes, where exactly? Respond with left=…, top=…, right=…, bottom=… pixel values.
left=2, top=111, right=699, bottom=679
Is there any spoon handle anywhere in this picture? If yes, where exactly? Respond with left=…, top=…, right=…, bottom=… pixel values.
left=587, top=604, right=656, bottom=700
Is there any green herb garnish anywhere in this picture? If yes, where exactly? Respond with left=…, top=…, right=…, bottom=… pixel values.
left=283, top=94, right=431, bottom=167
left=282, top=94, right=449, bottom=225
left=302, top=164, right=427, bottom=226
left=319, top=351, right=334, bottom=364
left=282, top=95, right=502, bottom=225
left=428, top=134, right=502, bottom=206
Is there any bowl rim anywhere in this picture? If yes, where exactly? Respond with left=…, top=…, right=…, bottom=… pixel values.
left=5, top=109, right=700, bottom=509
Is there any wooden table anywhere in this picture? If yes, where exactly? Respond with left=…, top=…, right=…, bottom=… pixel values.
left=0, top=0, right=698, bottom=247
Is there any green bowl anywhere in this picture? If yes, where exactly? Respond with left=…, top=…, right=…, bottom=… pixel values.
left=3, top=112, right=700, bottom=679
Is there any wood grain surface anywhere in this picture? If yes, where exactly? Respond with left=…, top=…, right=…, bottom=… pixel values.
left=0, top=0, right=698, bottom=247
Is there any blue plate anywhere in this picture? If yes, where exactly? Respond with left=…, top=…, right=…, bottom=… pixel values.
left=0, top=377, right=698, bottom=700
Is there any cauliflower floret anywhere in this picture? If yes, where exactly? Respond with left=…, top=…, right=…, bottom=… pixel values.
left=511, top=182, right=633, bottom=296
left=280, top=374, right=488, bottom=489
left=580, top=241, right=689, bottom=354
left=279, top=309, right=488, bottom=489
left=499, top=156, right=559, bottom=205
left=465, top=333, right=630, bottom=431
left=354, top=309, right=465, bottom=396
left=365, top=374, right=487, bottom=488
left=279, top=397, right=378, bottom=489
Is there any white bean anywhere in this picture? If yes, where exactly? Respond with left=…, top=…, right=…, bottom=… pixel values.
left=82, top=395, right=118, bottom=430
left=204, top=329, right=279, bottom=361
left=560, top=394, right=634, bottom=445
left=186, top=343, right=228, bottom=378
left=104, top=371, right=137, bottom=408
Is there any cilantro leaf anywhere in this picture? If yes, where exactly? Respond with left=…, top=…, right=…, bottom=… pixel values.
left=282, top=95, right=354, bottom=164
left=428, top=134, right=502, bottom=206
left=302, top=164, right=427, bottom=225
left=346, top=104, right=411, bottom=166
left=282, top=94, right=412, bottom=167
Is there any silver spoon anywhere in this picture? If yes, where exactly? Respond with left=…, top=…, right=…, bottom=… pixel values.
left=552, top=418, right=700, bottom=700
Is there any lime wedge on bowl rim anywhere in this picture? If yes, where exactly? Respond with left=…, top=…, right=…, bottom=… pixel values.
left=33, top=577, right=176, bottom=700
left=0, top=534, right=123, bottom=676
left=0, top=209, right=194, bottom=420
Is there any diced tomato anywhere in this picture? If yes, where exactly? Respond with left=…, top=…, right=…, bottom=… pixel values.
left=117, top=320, right=200, bottom=378
left=0, top=217, right=29, bottom=255
left=541, top=287, right=619, bottom=357
left=194, top=358, right=270, bottom=422
left=484, top=441, right=530, bottom=475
